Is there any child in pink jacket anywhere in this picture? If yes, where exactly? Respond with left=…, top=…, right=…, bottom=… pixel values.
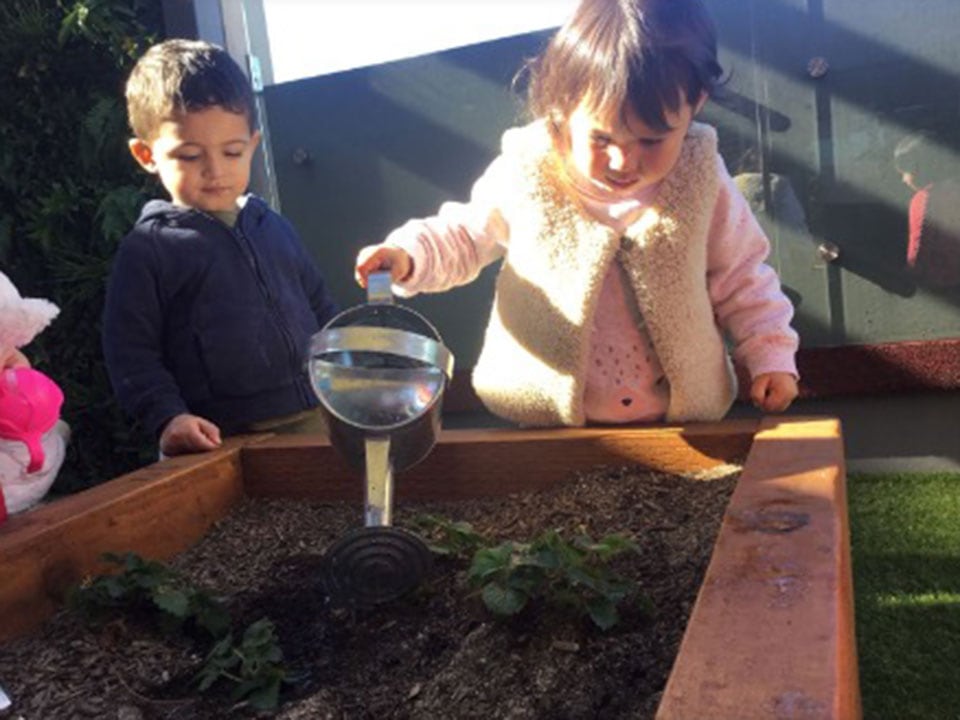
left=0, top=271, right=68, bottom=520
left=356, top=0, right=799, bottom=427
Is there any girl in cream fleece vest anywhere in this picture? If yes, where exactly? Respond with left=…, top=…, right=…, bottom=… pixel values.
left=354, top=0, right=799, bottom=427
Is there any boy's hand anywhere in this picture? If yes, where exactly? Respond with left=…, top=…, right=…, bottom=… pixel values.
left=355, top=245, right=413, bottom=288
left=1, top=347, right=30, bottom=369
left=159, top=413, right=222, bottom=456
left=750, top=372, right=799, bottom=413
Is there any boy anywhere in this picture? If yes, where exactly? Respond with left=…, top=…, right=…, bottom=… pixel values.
left=103, top=39, right=338, bottom=456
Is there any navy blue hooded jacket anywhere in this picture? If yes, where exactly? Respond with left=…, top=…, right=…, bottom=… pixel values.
left=102, top=195, right=339, bottom=437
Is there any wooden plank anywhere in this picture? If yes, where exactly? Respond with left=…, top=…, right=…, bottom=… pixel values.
left=0, top=441, right=250, bottom=643
left=240, top=420, right=758, bottom=502
left=657, top=416, right=861, bottom=720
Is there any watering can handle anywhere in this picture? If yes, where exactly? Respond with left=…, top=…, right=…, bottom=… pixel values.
left=367, top=272, right=394, bottom=305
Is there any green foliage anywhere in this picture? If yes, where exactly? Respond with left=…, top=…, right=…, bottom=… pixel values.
left=417, top=515, right=645, bottom=630
left=0, top=0, right=164, bottom=493
left=71, top=552, right=288, bottom=711
left=70, top=551, right=231, bottom=638
left=413, top=513, right=488, bottom=556
left=196, top=618, right=286, bottom=711
left=467, top=531, right=641, bottom=630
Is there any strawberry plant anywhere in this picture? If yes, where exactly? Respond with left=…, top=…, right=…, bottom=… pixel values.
left=416, top=516, right=646, bottom=630
left=70, top=551, right=230, bottom=637
left=196, top=618, right=286, bottom=711
left=413, top=514, right=488, bottom=556
left=71, top=552, right=287, bottom=710
left=467, top=530, right=642, bottom=630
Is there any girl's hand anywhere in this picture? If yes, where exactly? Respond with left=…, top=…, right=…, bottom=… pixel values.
left=1, top=348, right=30, bottom=369
left=355, top=245, right=413, bottom=288
left=750, top=372, right=799, bottom=413
left=159, top=413, right=222, bottom=456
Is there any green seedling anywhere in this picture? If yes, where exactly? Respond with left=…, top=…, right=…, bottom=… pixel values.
left=196, top=618, right=286, bottom=711
left=413, top=514, right=488, bottom=556
left=467, top=530, right=642, bottom=630
left=70, top=551, right=230, bottom=638
left=70, top=552, right=288, bottom=710
left=416, top=515, right=647, bottom=629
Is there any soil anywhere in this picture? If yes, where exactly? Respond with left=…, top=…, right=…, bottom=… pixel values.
left=0, top=463, right=739, bottom=720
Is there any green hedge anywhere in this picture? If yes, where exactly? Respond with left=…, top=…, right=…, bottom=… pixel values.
left=0, top=0, right=165, bottom=492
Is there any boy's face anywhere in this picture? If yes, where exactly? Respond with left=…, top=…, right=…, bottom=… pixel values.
left=129, top=107, right=260, bottom=213
left=562, top=92, right=705, bottom=196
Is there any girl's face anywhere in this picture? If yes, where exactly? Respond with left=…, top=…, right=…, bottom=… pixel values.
left=562, top=94, right=704, bottom=195
left=129, top=106, right=260, bottom=213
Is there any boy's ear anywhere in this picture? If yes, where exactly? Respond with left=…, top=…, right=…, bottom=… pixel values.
left=128, top=138, right=157, bottom=172
left=250, top=129, right=261, bottom=151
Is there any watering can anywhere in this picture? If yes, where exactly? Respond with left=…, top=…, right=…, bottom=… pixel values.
left=308, top=272, right=454, bottom=606
left=0, top=367, right=64, bottom=474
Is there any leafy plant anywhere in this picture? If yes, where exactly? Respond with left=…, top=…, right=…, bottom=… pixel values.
left=417, top=516, right=646, bottom=630
left=467, top=530, right=642, bottom=630
left=71, top=552, right=288, bottom=710
left=196, top=618, right=286, bottom=711
left=413, top=514, right=488, bottom=556
left=70, top=551, right=231, bottom=637
left=0, top=0, right=164, bottom=493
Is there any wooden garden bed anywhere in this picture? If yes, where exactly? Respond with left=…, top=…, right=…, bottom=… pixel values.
left=0, top=416, right=860, bottom=719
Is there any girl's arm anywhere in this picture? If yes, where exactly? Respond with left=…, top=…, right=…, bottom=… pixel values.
left=706, top=160, right=800, bottom=382
left=358, top=155, right=512, bottom=296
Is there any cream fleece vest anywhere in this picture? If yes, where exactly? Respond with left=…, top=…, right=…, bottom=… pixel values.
left=471, top=121, right=736, bottom=426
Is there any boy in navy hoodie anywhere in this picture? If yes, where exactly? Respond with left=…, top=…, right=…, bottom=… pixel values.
left=103, top=39, right=338, bottom=456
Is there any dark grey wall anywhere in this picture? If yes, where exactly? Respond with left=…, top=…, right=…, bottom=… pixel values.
left=263, top=32, right=549, bottom=368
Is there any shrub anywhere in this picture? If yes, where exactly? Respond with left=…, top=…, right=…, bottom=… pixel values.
left=0, top=0, right=164, bottom=492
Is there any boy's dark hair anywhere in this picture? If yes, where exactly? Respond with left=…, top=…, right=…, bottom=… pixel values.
left=526, top=0, right=723, bottom=133
left=125, top=39, right=256, bottom=140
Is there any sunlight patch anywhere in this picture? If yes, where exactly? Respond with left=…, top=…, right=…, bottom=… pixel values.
left=874, top=591, right=960, bottom=608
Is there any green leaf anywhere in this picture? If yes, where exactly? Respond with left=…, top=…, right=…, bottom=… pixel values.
left=245, top=675, right=282, bottom=711
left=101, top=576, right=129, bottom=599
left=527, top=546, right=562, bottom=569
left=586, top=597, right=619, bottom=630
left=481, top=582, right=527, bottom=616
left=193, top=595, right=231, bottom=638
left=468, top=544, right=513, bottom=582
left=242, top=618, right=278, bottom=648
left=196, top=633, right=236, bottom=691
left=564, top=566, right=602, bottom=592
left=152, top=587, right=190, bottom=618
left=414, top=514, right=487, bottom=556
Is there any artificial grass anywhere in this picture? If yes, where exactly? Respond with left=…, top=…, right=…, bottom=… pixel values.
left=847, top=472, right=960, bottom=720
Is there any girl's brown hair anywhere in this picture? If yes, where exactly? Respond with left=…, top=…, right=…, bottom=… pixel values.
left=526, top=0, right=723, bottom=133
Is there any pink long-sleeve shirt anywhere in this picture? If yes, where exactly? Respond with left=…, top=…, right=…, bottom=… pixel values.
left=387, top=133, right=798, bottom=423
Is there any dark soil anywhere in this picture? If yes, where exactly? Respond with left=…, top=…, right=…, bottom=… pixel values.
left=0, top=463, right=739, bottom=720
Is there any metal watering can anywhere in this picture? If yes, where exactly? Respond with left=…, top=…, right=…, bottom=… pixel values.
left=308, top=272, right=454, bottom=606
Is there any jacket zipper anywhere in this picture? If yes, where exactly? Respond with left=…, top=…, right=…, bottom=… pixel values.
left=202, top=211, right=312, bottom=406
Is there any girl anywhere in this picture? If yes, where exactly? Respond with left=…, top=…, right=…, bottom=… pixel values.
left=0, top=271, right=68, bottom=519
left=355, top=0, right=799, bottom=427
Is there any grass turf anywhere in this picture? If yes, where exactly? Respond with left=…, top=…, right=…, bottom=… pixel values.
left=848, top=472, right=960, bottom=720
